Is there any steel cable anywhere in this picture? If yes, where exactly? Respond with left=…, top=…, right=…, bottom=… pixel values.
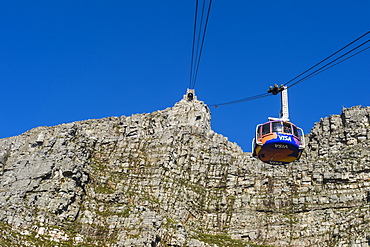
left=189, top=0, right=213, bottom=89
left=210, top=31, right=370, bottom=107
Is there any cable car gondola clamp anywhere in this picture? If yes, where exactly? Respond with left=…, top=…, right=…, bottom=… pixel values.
left=252, top=84, right=305, bottom=165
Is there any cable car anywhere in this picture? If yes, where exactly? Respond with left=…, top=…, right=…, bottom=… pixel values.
left=252, top=85, right=305, bottom=165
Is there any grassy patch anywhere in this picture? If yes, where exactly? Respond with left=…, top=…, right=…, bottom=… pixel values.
left=195, top=233, right=276, bottom=247
left=196, top=233, right=248, bottom=247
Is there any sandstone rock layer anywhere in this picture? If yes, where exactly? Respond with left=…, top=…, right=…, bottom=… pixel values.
left=0, top=96, right=369, bottom=246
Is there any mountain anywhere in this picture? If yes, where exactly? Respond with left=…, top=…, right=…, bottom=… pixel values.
left=0, top=91, right=369, bottom=247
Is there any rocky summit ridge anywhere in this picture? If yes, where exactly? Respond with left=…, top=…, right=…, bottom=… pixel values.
left=0, top=92, right=369, bottom=247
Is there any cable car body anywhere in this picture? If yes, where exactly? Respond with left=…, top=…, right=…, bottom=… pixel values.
left=252, top=85, right=305, bottom=165
left=252, top=120, right=305, bottom=165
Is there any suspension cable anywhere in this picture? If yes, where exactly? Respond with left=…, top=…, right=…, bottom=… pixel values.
left=189, top=0, right=213, bottom=89
left=208, top=92, right=272, bottom=107
left=286, top=40, right=370, bottom=89
left=287, top=44, right=370, bottom=88
left=284, top=31, right=370, bottom=88
left=189, top=0, right=199, bottom=87
left=209, top=31, right=370, bottom=107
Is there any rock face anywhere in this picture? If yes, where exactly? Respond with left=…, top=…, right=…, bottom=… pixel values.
left=0, top=92, right=369, bottom=247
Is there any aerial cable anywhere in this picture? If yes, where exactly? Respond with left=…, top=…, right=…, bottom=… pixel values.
left=192, top=0, right=213, bottom=89
left=210, top=31, right=369, bottom=108
left=188, top=0, right=213, bottom=89
left=189, top=0, right=199, bottom=88
left=190, top=0, right=206, bottom=90
left=298, top=45, right=370, bottom=83
left=209, top=93, right=273, bottom=107
left=189, top=0, right=213, bottom=89
left=284, top=30, right=370, bottom=88
left=286, top=39, right=370, bottom=89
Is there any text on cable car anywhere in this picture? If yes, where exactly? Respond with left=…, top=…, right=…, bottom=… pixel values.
left=274, top=144, right=289, bottom=149
left=278, top=136, right=292, bottom=141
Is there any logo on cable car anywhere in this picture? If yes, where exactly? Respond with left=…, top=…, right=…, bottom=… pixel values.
left=278, top=135, right=292, bottom=141
left=274, top=144, right=289, bottom=149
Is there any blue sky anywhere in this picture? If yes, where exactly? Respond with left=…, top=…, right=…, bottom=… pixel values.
left=1, top=1, right=369, bottom=152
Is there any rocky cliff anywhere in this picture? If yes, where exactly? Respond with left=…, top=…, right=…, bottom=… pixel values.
left=0, top=92, right=369, bottom=247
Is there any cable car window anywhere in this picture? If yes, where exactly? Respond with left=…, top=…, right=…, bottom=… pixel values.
left=292, top=125, right=299, bottom=137
left=283, top=122, right=292, bottom=134
left=262, top=123, right=270, bottom=135
left=257, top=125, right=261, bottom=139
left=272, top=122, right=282, bottom=132
left=298, top=128, right=304, bottom=137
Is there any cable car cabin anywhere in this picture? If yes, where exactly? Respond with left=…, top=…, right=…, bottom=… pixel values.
left=252, top=120, right=305, bottom=165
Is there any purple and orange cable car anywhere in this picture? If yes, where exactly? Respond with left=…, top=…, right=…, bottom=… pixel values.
left=252, top=85, right=305, bottom=165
